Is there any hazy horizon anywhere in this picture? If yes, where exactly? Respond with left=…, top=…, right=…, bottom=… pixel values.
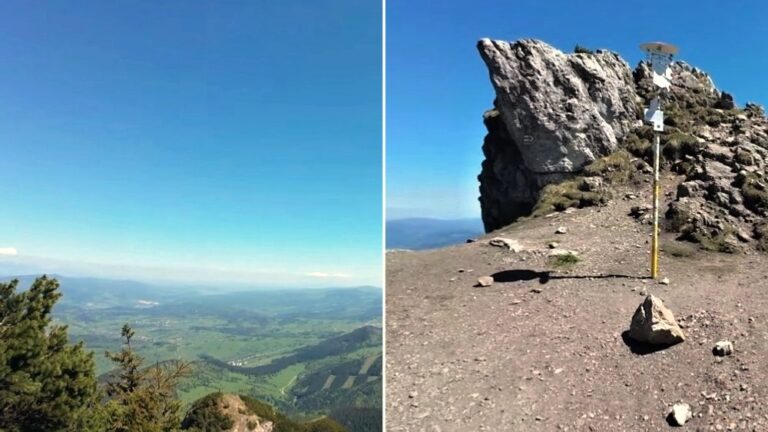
left=0, top=252, right=382, bottom=289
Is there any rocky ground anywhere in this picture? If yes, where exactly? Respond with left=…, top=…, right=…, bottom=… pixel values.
left=386, top=177, right=768, bottom=431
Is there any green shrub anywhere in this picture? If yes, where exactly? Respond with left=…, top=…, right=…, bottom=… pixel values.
left=662, top=131, right=702, bottom=161
left=574, top=44, right=593, bottom=54
left=549, top=253, right=581, bottom=267
left=531, top=180, right=606, bottom=217
left=755, top=222, right=768, bottom=252
left=583, top=149, right=635, bottom=183
left=624, top=132, right=652, bottom=159
left=689, top=106, right=742, bottom=127
left=239, top=395, right=305, bottom=432
left=181, top=393, right=235, bottom=431
left=665, top=205, right=692, bottom=232
left=741, top=174, right=768, bottom=212
left=692, top=231, right=740, bottom=254
left=661, top=241, right=696, bottom=258
left=745, top=102, right=765, bottom=118
left=301, top=418, right=347, bottom=432
left=662, top=103, right=691, bottom=129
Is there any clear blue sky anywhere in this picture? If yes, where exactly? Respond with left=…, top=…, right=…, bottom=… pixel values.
left=0, top=1, right=382, bottom=287
left=387, top=0, right=768, bottom=219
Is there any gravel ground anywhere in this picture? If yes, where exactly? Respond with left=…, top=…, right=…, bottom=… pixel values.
left=386, top=179, right=768, bottom=431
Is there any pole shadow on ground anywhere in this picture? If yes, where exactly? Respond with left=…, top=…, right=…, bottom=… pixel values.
left=490, top=269, right=645, bottom=284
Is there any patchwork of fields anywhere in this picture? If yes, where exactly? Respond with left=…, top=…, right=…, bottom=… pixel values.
left=39, top=276, right=383, bottom=418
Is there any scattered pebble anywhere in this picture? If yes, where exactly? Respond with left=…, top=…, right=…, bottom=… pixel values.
left=476, top=276, right=494, bottom=287
left=667, top=403, right=692, bottom=426
left=713, top=340, right=733, bottom=357
left=488, top=237, right=523, bottom=252
left=555, top=227, right=568, bottom=234
left=660, top=277, right=670, bottom=285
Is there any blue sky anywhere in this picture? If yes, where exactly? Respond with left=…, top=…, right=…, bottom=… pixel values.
left=387, top=0, right=768, bottom=219
left=0, top=1, right=382, bottom=287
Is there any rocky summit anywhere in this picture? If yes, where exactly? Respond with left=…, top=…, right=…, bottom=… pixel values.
left=477, top=38, right=768, bottom=255
left=387, top=38, right=768, bottom=431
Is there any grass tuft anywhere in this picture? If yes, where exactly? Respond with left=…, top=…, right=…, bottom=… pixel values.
left=548, top=253, right=581, bottom=268
left=583, top=149, right=635, bottom=184
left=661, top=242, right=696, bottom=258
left=741, top=173, right=768, bottom=212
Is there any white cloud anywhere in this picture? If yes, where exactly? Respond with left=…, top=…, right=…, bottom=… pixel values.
left=0, top=247, right=18, bottom=256
left=306, top=271, right=352, bottom=278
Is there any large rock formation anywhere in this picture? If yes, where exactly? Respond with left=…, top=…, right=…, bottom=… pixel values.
left=477, top=39, right=639, bottom=231
left=477, top=38, right=768, bottom=254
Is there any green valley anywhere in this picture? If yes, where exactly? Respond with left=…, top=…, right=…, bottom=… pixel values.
left=6, top=275, right=382, bottom=428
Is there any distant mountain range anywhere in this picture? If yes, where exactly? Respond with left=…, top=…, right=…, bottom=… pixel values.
left=386, top=218, right=484, bottom=250
left=0, top=275, right=383, bottom=328
left=0, top=274, right=189, bottom=308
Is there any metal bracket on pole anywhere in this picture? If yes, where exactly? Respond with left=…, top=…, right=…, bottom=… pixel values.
left=644, top=97, right=665, bottom=132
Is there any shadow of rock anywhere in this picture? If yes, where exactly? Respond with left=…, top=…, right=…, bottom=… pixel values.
left=491, top=269, right=551, bottom=284
left=665, top=411, right=679, bottom=427
left=621, top=331, right=678, bottom=355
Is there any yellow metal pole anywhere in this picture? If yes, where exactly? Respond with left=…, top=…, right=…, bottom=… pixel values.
left=651, top=133, right=660, bottom=279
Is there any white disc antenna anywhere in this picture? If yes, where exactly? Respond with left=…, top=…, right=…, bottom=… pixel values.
left=640, top=41, right=678, bottom=88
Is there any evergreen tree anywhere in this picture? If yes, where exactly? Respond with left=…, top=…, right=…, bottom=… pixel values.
left=104, top=324, right=192, bottom=432
left=0, top=276, right=102, bottom=431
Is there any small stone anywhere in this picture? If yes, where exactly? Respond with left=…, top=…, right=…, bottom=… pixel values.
left=489, top=237, right=523, bottom=252
left=476, top=276, right=494, bottom=287
left=629, top=205, right=651, bottom=218
left=548, top=242, right=559, bottom=249
left=555, top=227, right=568, bottom=234
left=667, top=403, right=692, bottom=426
left=736, top=230, right=752, bottom=242
left=548, top=248, right=578, bottom=257
left=409, top=391, right=417, bottom=398
left=660, top=277, right=670, bottom=285
left=713, top=340, right=733, bottom=356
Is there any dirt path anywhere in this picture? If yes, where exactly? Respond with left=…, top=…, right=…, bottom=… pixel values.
left=386, top=182, right=768, bottom=431
left=280, top=375, right=298, bottom=395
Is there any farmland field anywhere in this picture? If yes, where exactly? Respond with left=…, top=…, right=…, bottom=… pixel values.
left=7, top=275, right=383, bottom=419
